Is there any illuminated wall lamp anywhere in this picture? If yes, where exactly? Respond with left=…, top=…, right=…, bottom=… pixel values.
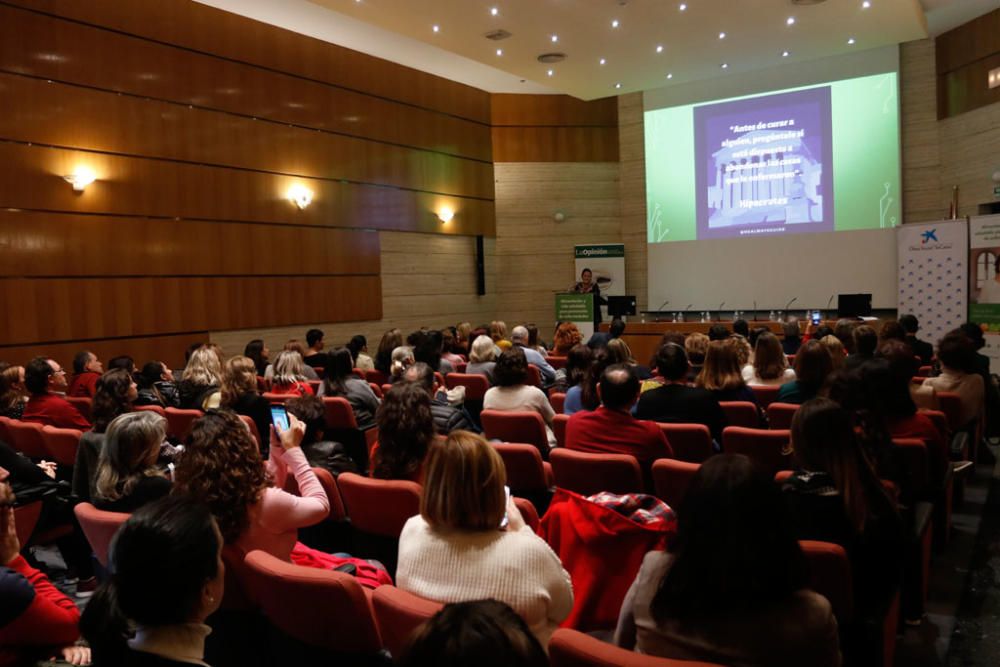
left=287, top=184, right=313, bottom=210
left=63, top=167, right=96, bottom=192
left=437, top=206, right=455, bottom=224
left=989, top=66, right=1000, bottom=90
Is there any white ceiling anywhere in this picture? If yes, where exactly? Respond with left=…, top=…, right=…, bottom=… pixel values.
left=196, top=0, right=997, bottom=101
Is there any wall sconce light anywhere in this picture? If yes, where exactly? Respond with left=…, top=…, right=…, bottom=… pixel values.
left=287, top=184, right=313, bottom=209
left=989, top=66, right=1000, bottom=90
left=63, top=167, right=96, bottom=192
left=437, top=206, right=455, bottom=224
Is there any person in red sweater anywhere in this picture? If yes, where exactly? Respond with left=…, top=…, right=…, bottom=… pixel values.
left=67, top=350, right=104, bottom=398
left=0, top=466, right=90, bottom=666
left=565, top=364, right=673, bottom=489
left=20, top=357, right=92, bottom=431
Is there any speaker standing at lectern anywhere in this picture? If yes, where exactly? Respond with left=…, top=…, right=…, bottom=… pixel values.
left=571, top=268, right=607, bottom=329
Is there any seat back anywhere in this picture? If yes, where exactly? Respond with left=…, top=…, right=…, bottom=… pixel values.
left=164, top=407, right=203, bottom=441
left=657, top=423, right=712, bottom=463
left=513, top=496, right=540, bottom=532
left=547, top=355, right=568, bottom=370
left=262, top=392, right=291, bottom=404
left=722, top=427, right=792, bottom=475
left=65, top=396, right=92, bottom=421
left=238, top=415, right=263, bottom=452
left=553, top=413, right=570, bottom=448
left=323, top=396, right=360, bottom=430
left=526, top=365, right=542, bottom=387
left=313, top=467, right=347, bottom=522
left=220, top=544, right=255, bottom=611
left=368, top=382, right=383, bottom=398
left=307, top=379, right=322, bottom=395
left=337, top=473, right=421, bottom=537
left=936, top=391, right=964, bottom=433
left=40, top=425, right=82, bottom=466
left=74, top=502, right=129, bottom=567
left=749, top=385, right=781, bottom=408
left=7, top=419, right=47, bottom=458
left=13, top=501, right=43, bottom=548
left=493, top=443, right=550, bottom=494
left=243, top=549, right=382, bottom=655
left=891, top=438, right=929, bottom=502
left=549, top=448, right=643, bottom=496
left=371, top=586, right=443, bottom=660
left=480, top=410, right=548, bottom=455
left=444, top=373, right=490, bottom=401
left=719, top=401, right=759, bottom=428
left=766, top=402, right=800, bottom=430
left=549, top=392, right=566, bottom=414
left=800, top=540, right=854, bottom=623
left=351, top=368, right=365, bottom=380
left=0, top=416, right=11, bottom=444
left=651, top=459, right=700, bottom=509
left=134, top=404, right=167, bottom=418
left=365, top=369, right=388, bottom=386
left=549, top=628, right=725, bottom=667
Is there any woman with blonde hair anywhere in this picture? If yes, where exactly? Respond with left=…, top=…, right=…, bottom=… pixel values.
left=552, top=322, right=583, bottom=356
left=744, top=332, right=796, bottom=387
left=221, top=355, right=272, bottom=456
left=490, top=320, right=512, bottom=351
left=178, top=346, right=222, bottom=410
left=607, top=338, right=653, bottom=380
left=696, top=340, right=760, bottom=406
left=0, top=362, right=27, bottom=419
left=93, top=411, right=170, bottom=513
left=270, top=350, right=314, bottom=396
left=467, top=335, right=498, bottom=383
left=819, top=335, right=846, bottom=371
left=397, top=431, right=573, bottom=647
left=455, top=322, right=473, bottom=355
left=264, top=340, right=319, bottom=381
left=727, top=335, right=753, bottom=368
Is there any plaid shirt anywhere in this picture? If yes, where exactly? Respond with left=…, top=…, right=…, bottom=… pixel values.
left=587, top=491, right=677, bottom=529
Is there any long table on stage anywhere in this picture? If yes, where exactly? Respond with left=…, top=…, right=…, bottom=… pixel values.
left=599, top=320, right=794, bottom=366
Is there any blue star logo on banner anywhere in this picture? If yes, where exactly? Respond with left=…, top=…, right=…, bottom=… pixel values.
left=921, top=229, right=938, bottom=244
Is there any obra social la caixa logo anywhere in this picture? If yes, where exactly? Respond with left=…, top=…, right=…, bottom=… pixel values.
left=910, top=228, right=954, bottom=252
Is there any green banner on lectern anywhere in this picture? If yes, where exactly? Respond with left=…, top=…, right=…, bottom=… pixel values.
left=555, top=293, right=594, bottom=323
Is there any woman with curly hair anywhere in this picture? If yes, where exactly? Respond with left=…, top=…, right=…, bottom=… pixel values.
left=372, top=382, right=435, bottom=482
left=552, top=322, right=583, bottom=356
left=484, top=347, right=556, bottom=446
left=172, top=410, right=329, bottom=560
left=177, top=346, right=222, bottom=410
left=375, top=328, right=404, bottom=376
left=90, top=369, right=138, bottom=434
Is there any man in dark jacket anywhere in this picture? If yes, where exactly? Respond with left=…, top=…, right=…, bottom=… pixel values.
left=900, top=315, right=934, bottom=365
left=402, top=363, right=479, bottom=434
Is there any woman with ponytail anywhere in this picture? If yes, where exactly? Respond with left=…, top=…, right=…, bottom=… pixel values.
left=81, top=496, right=224, bottom=666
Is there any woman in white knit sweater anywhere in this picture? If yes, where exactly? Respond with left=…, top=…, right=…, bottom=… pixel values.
left=396, top=431, right=573, bottom=647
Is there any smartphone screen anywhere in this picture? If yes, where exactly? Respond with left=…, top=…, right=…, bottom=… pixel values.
left=270, top=405, right=290, bottom=432
left=499, top=485, right=511, bottom=529
left=811, top=311, right=821, bottom=325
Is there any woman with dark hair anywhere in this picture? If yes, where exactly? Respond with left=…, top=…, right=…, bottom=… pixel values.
left=375, top=328, right=404, bottom=375
left=93, top=412, right=171, bottom=513
left=346, top=334, right=375, bottom=372
left=372, top=383, right=435, bottom=482
left=0, top=362, right=26, bottom=419
left=244, top=338, right=270, bottom=377
left=483, top=348, right=556, bottom=447
left=784, top=398, right=903, bottom=630
left=414, top=330, right=454, bottom=374
left=440, top=329, right=466, bottom=367
left=878, top=320, right=907, bottom=346
left=525, top=323, right=547, bottom=356
left=91, top=369, right=138, bottom=434
left=552, top=343, right=593, bottom=394
left=922, top=330, right=984, bottom=427
left=744, top=332, right=796, bottom=386
left=135, top=361, right=180, bottom=408
left=566, top=349, right=612, bottom=415
left=319, top=347, right=381, bottom=430
left=80, top=496, right=224, bottom=666
left=220, top=355, right=272, bottom=458
left=879, top=339, right=937, bottom=410
left=615, top=454, right=840, bottom=666
left=695, top=340, right=760, bottom=406
left=776, top=340, right=834, bottom=404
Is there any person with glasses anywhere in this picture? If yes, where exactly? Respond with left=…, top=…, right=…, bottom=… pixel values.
left=21, top=357, right=92, bottom=430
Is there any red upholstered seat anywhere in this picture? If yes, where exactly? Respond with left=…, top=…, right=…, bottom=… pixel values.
left=74, top=502, right=129, bottom=568
left=547, top=355, right=568, bottom=370
left=371, top=586, right=443, bottom=659
left=262, top=392, right=290, bottom=404
left=550, top=628, right=725, bottom=667
left=445, top=373, right=490, bottom=401
left=549, top=391, right=566, bottom=414
left=454, top=361, right=467, bottom=373
left=0, top=416, right=11, bottom=445
left=368, top=382, right=383, bottom=398
left=721, top=427, right=792, bottom=475
left=553, top=413, right=570, bottom=448
left=337, top=473, right=420, bottom=538
left=365, top=369, right=388, bottom=386
left=549, top=448, right=643, bottom=496
left=719, top=401, right=759, bottom=428
left=237, top=415, right=262, bottom=452
left=134, top=404, right=167, bottom=418
left=242, top=549, right=382, bottom=655
left=749, top=384, right=781, bottom=408
left=493, top=442, right=553, bottom=496
left=164, top=407, right=203, bottom=441
left=322, top=396, right=359, bottom=430
left=220, top=544, right=255, bottom=612
left=657, top=423, right=712, bottom=463
left=7, top=419, right=47, bottom=459
left=766, top=402, right=800, bottom=430
left=935, top=391, right=964, bottom=433
left=13, top=501, right=42, bottom=548
left=651, top=459, right=700, bottom=509
left=40, top=425, right=82, bottom=466
left=513, top=496, right=540, bottom=533
left=526, top=364, right=542, bottom=387
left=65, top=395, right=92, bottom=421
left=800, top=540, right=854, bottom=624
left=351, top=368, right=365, bottom=380
left=481, top=409, right=549, bottom=459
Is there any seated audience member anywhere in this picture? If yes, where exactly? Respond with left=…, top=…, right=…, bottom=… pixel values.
left=879, top=320, right=907, bottom=346
left=0, top=363, right=26, bottom=419
left=958, top=322, right=991, bottom=376
left=811, top=324, right=835, bottom=341
left=22, top=357, right=92, bottom=430
left=922, top=330, right=984, bottom=427
left=727, top=335, right=753, bottom=370
left=658, top=331, right=687, bottom=349
left=0, top=466, right=90, bottom=667
left=263, top=341, right=318, bottom=381
left=707, top=324, right=730, bottom=342
left=607, top=338, right=653, bottom=380
left=485, top=348, right=556, bottom=447
left=372, top=383, right=435, bottom=482
left=782, top=319, right=802, bottom=356
left=397, top=432, right=573, bottom=647
left=244, top=338, right=270, bottom=377
left=588, top=317, right=625, bottom=350
left=440, top=330, right=465, bottom=368
left=695, top=341, right=760, bottom=406
left=744, top=332, right=796, bottom=386
left=348, top=334, right=376, bottom=372
left=684, top=332, right=709, bottom=381
left=81, top=497, right=223, bottom=667
left=490, top=321, right=512, bottom=352
left=303, top=328, right=327, bottom=368
left=413, top=330, right=455, bottom=374
left=879, top=340, right=937, bottom=411
left=834, top=319, right=857, bottom=354
left=455, top=322, right=473, bottom=356
left=819, top=335, right=846, bottom=371
left=91, top=369, right=138, bottom=434
left=552, top=322, right=583, bottom=356
left=845, top=325, right=878, bottom=371
left=403, top=363, right=477, bottom=434
left=748, top=326, right=769, bottom=350
left=107, top=356, right=136, bottom=376
left=552, top=343, right=592, bottom=394
left=173, top=410, right=329, bottom=561
left=177, top=347, right=223, bottom=411
left=899, top=315, right=934, bottom=365
left=93, top=412, right=171, bottom=513
left=512, top=326, right=556, bottom=385
left=466, top=335, right=498, bottom=383
left=135, top=361, right=180, bottom=408
left=374, top=328, right=404, bottom=376
left=389, top=345, right=416, bottom=383
left=614, top=454, right=840, bottom=667
left=565, top=364, right=672, bottom=483
left=220, top=356, right=271, bottom=457
left=269, top=350, right=314, bottom=397
left=399, top=599, right=548, bottom=667
left=784, top=398, right=903, bottom=626
left=636, top=344, right=726, bottom=444
left=68, top=350, right=104, bottom=398
left=526, top=324, right=548, bottom=356
left=318, top=347, right=380, bottom=430
left=285, top=395, right=358, bottom=474
left=776, top=340, right=834, bottom=405
left=565, top=350, right=611, bottom=415
left=733, top=319, right=750, bottom=338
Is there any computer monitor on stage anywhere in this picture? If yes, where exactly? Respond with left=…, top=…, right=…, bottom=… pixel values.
left=608, top=296, right=637, bottom=317
left=837, top=293, right=872, bottom=318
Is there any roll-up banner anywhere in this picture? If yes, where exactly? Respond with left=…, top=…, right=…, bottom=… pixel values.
left=968, top=214, right=1000, bottom=367
left=574, top=244, right=627, bottom=325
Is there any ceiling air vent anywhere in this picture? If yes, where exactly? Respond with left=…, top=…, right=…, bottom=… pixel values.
left=537, top=52, right=566, bottom=64
left=791, top=0, right=827, bottom=5
left=485, top=29, right=512, bottom=41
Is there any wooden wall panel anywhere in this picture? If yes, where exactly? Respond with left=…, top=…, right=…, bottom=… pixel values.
left=0, top=142, right=495, bottom=237
left=491, top=127, right=620, bottom=163
left=0, top=333, right=209, bottom=372
left=491, top=94, right=619, bottom=127
left=618, top=93, right=649, bottom=315
left=0, top=73, right=493, bottom=200
left=0, top=210, right=380, bottom=277
left=0, top=5, right=490, bottom=162
left=5, top=0, right=491, bottom=124
left=935, top=9, right=1000, bottom=118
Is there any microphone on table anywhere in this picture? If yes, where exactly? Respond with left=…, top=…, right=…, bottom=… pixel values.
left=682, top=304, right=693, bottom=322
left=717, top=301, right=725, bottom=322
left=784, top=297, right=797, bottom=319
left=753, top=300, right=758, bottom=321
left=825, top=294, right=834, bottom=321
left=656, top=299, right=670, bottom=312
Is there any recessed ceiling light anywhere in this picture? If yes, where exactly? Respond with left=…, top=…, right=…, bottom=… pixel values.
left=656, top=45, right=664, bottom=53
left=721, top=62, right=729, bottom=69
left=782, top=50, right=790, bottom=57
left=862, top=1, right=871, bottom=8
left=496, top=48, right=503, bottom=56
left=679, top=3, right=687, bottom=10
left=490, top=7, right=498, bottom=16
left=786, top=17, right=795, bottom=25
left=719, top=31, right=726, bottom=39
left=432, top=24, right=439, bottom=32
left=547, top=69, right=554, bottom=76
left=599, top=57, right=606, bottom=65
left=848, top=37, right=856, bottom=44
left=611, top=19, right=620, bottom=28
left=615, top=83, right=622, bottom=89
left=551, top=34, right=558, bottom=42
left=667, top=73, right=673, bottom=79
